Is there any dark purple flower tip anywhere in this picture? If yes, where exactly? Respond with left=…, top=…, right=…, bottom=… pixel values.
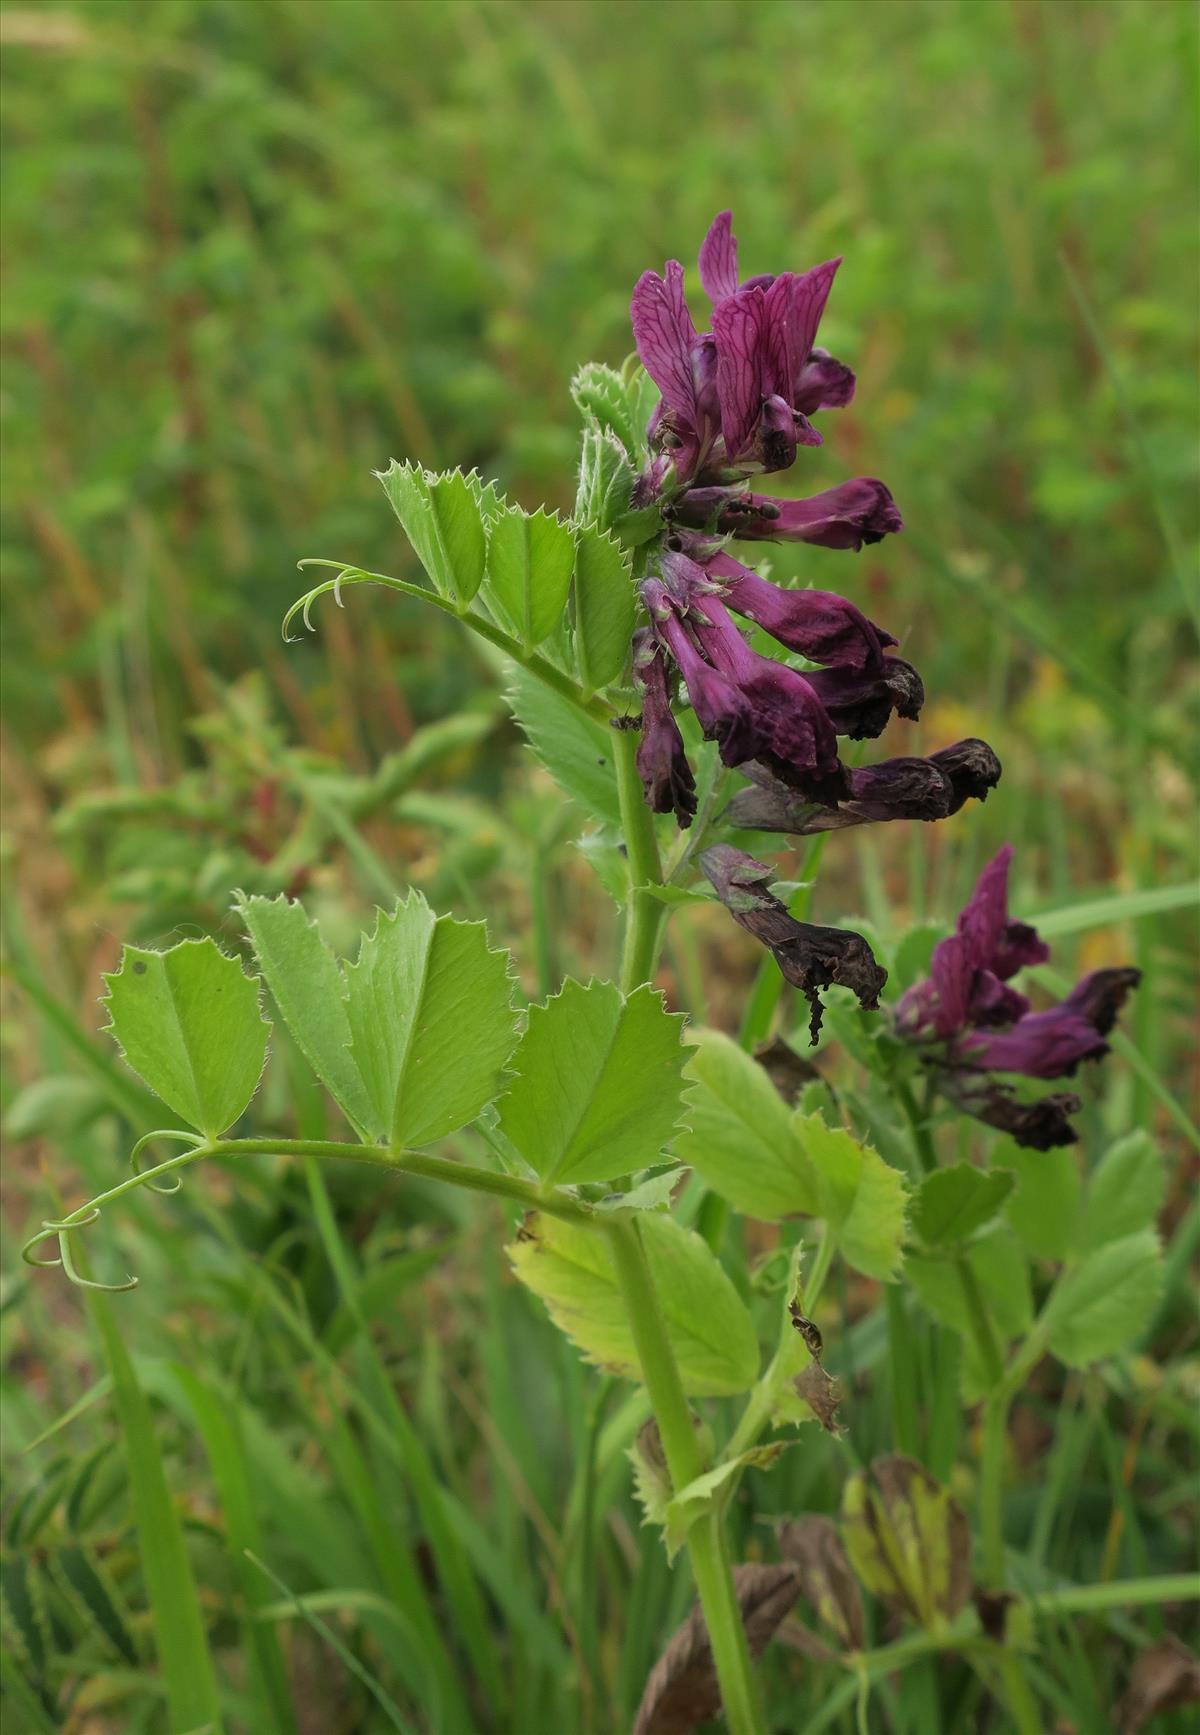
left=727, top=753, right=955, bottom=836
left=928, top=738, right=1003, bottom=814
left=804, top=656, right=925, bottom=740
left=793, top=348, right=857, bottom=416
left=708, top=553, right=896, bottom=668
left=711, top=479, right=904, bottom=550
left=938, top=1072, right=1083, bottom=1151
left=633, top=633, right=697, bottom=830
left=700, top=843, right=887, bottom=1042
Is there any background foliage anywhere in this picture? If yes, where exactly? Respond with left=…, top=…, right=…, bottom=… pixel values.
left=2, top=2, right=1196, bottom=1731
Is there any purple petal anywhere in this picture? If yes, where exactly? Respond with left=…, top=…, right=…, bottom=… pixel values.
left=720, top=480, right=904, bottom=550
left=789, top=259, right=842, bottom=374
left=630, top=262, right=699, bottom=425
left=698, top=209, right=739, bottom=303
left=633, top=635, right=696, bottom=829
left=794, top=348, right=857, bottom=415
left=713, top=286, right=769, bottom=459
left=957, top=847, right=1015, bottom=977
left=710, top=555, right=895, bottom=668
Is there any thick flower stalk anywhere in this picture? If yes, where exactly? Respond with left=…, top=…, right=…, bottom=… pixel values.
left=894, top=845, right=1141, bottom=1147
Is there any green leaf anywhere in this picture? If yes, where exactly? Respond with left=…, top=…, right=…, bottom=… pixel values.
left=570, top=361, right=641, bottom=454
left=507, top=663, right=621, bottom=825
left=912, top=1163, right=1015, bottom=1249
left=800, top=1112, right=908, bottom=1280
left=1076, top=1132, right=1165, bottom=1253
left=481, top=504, right=574, bottom=650
left=498, top=979, right=687, bottom=1186
left=508, top=1211, right=760, bottom=1396
left=1029, top=881, right=1200, bottom=938
left=891, top=922, right=945, bottom=991
left=906, top=1226, right=1033, bottom=1346
left=998, top=1142, right=1082, bottom=1263
left=102, top=937, right=269, bottom=1138
left=574, top=829, right=630, bottom=903
left=345, top=893, right=518, bottom=1148
left=378, top=462, right=486, bottom=606
left=574, top=421, right=636, bottom=533
left=1041, top=1230, right=1164, bottom=1367
left=674, top=1030, right=819, bottom=1220
left=663, top=1446, right=789, bottom=1561
left=571, top=524, right=635, bottom=691
left=237, top=893, right=377, bottom=1139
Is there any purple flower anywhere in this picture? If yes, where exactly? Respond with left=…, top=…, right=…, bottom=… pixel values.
left=704, top=553, right=895, bottom=669
left=645, top=554, right=850, bottom=804
left=727, top=738, right=1001, bottom=835
left=631, top=212, right=858, bottom=487
left=701, top=844, right=887, bottom=1042
left=677, top=480, right=903, bottom=551
left=632, top=632, right=697, bottom=829
left=895, top=845, right=1140, bottom=1148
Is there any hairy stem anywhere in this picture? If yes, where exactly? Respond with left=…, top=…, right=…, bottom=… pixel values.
left=612, top=722, right=668, bottom=993
left=606, top=1216, right=766, bottom=1735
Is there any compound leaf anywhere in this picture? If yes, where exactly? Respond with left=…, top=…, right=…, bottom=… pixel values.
left=378, top=462, right=486, bottom=606
left=482, top=504, right=575, bottom=650
left=1041, top=1230, right=1164, bottom=1367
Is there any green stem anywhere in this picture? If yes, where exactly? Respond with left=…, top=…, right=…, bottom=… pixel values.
left=725, top=1227, right=834, bottom=1472
left=606, top=1217, right=766, bottom=1735
left=897, top=1077, right=936, bottom=1174
left=612, top=723, right=667, bottom=992
left=49, top=1138, right=596, bottom=1236
left=980, top=1391, right=1010, bottom=1587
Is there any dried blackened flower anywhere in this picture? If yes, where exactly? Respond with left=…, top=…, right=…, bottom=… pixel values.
left=700, top=844, right=886, bottom=1041
left=725, top=738, right=1000, bottom=836
left=895, top=845, right=1140, bottom=1147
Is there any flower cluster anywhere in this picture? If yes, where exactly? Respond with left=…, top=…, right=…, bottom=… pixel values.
left=628, top=211, right=998, bottom=837
left=895, top=846, right=1141, bottom=1148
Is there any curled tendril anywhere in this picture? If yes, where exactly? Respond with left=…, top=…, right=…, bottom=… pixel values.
left=130, top=1128, right=203, bottom=1194
left=21, top=1207, right=138, bottom=1293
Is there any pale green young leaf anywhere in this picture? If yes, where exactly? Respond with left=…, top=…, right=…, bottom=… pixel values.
left=102, top=937, right=269, bottom=1138
left=377, top=462, right=486, bottom=606
left=236, top=893, right=378, bottom=1140
left=498, top=979, right=687, bottom=1186
left=570, top=361, right=640, bottom=454
left=663, top=1445, right=789, bottom=1561
left=912, top=1163, right=1014, bottom=1249
left=799, top=1112, right=908, bottom=1279
left=572, top=524, right=635, bottom=692
left=345, top=893, right=518, bottom=1148
left=574, top=421, right=635, bottom=532
left=507, top=1211, right=760, bottom=1396
left=507, top=664, right=621, bottom=825
left=481, top=504, right=574, bottom=650
left=673, top=1030, right=819, bottom=1220
left=998, top=1142, right=1082, bottom=1263
left=1041, top=1230, right=1164, bottom=1367
left=574, top=829, right=630, bottom=903
left=1075, top=1132, right=1165, bottom=1253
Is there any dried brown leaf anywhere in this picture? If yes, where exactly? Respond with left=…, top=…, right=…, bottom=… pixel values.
left=1117, top=1636, right=1200, bottom=1734
left=793, top=1362, right=842, bottom=1435
left=632, top=1563, right=801, bottom=1735
left=777, top=1514, right=865, bottom=1651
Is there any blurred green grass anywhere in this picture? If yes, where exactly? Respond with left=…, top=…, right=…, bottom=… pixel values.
left=2, top=3, right=1197, bottom=1731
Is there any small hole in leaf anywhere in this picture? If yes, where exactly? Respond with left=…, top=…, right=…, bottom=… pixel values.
left=132, top=962, right=147, bottom=975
